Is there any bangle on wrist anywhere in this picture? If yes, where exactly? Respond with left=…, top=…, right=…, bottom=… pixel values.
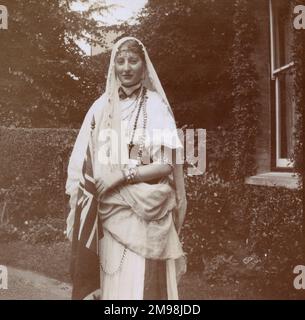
left=122, top=167, right=137, bottom=184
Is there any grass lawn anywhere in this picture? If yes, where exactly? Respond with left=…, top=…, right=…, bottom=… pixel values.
left=0, top=240, right=266, bottom=299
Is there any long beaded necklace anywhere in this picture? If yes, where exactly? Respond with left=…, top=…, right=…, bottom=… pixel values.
left=100, top=88, right=148, bottom=276
left=121, top=86, right=143, bottom=122
left=121, top=87, right=143, bottom=122
left=136, top=93, right=147, bottom=164
left=128, top=86, right=148, bottom=162
left=100, top=246, right=127, bottom=276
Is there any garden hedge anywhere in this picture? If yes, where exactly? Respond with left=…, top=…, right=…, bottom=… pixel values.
left=0, top=127, right=223, bottom=221
left=0, top=126, right=303, bottom=298
left=0, top=126, right=77, bottom=221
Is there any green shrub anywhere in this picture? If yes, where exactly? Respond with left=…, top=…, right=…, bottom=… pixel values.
left=181, top=173, right=303, bottom=298
left=0, top=126, right=229, bottom=221
left=0, top=127, right=303, bottom=298
left=0, top=127, right=77, bottom=220
left=182, top=173, right=234, bottom=270
left=0, top=223, right=20, bottom=242
left=0, top=216, right=66, bottom=245
left=20, top=216, right=66, bottom=244
left=245, top=186, right=303, bottom=297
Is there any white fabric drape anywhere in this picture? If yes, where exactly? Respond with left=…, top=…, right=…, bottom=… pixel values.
left=65, top=37, right=187, bottom=300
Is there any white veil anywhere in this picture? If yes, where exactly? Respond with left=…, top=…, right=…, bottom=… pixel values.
left=105, top=36, right=175, bottom=119
left=66, top=36, right=187, bottom=256
left=97, top=36, right=178, bottom=171
left=101, top=36, right=187, bottom=234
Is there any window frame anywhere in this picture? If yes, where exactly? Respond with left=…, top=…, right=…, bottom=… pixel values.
left=269, top=0, right=295, bottom=169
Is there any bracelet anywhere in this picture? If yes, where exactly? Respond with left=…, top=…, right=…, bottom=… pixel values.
left=122, top=167, right=137, bottom=184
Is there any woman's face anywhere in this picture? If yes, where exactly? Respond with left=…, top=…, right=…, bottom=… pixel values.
left=115, top=45, right=145, bottom=87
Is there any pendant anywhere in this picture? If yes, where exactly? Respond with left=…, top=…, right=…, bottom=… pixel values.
left=128, top=142, right=134, bottom=158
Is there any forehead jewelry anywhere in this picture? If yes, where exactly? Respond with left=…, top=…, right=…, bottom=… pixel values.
left=116, top=47, right=143, bottom=59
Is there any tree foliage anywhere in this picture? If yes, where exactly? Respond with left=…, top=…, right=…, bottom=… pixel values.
left=0, top=0, right=108, bottom=128
left=228, top=0, right=260, bottom=181
left=119, top=0, right=235, bottom=129
left=292, top=0, right=305, bottom=186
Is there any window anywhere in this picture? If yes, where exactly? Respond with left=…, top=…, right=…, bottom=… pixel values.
left=269, top=0, right=296, bottom=169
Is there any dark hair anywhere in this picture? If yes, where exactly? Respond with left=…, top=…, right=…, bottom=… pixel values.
left=117, top=39, right=145, bottom=61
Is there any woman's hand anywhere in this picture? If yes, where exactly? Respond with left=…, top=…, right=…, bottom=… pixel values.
left=95, top=168, right=124, bottom=200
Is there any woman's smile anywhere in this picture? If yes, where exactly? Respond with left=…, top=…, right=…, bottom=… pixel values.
left=122, top=74, right=133, bottom=79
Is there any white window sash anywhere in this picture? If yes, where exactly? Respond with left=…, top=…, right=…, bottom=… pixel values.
left=274, top=78, right=294, bottom=168
left=273, top=61, right=295, bottom=76
left=269, top=0, right=276, bottom=79
left=269, top=0, right=294, bottom=169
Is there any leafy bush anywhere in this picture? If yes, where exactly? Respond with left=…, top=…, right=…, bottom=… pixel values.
left=229, top=0, right=260, bottom=181
left=0, top=127, right=77, bottom=220
left=125, top=0, right=235, bottom=130
left=246, top=186, right=303, bottom=297
left=181, top=173, right=303, bottom=297
left=20, top=217, right=66, bottom=244
left=0, top=125, right=230, bottom=221
left=291, top=0, right=304, bottom=186
left=0, top=223, right=19, bottom=242
left=0, top=127, right=302, bottom=298
left=182, top=173, right=234, bottom=270
left=0, top=216, right=66, bottom=245
left=205, top=128, right=232, bottom=180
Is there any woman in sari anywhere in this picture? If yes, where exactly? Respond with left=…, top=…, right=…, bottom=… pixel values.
left=65, top=37, right=187, bottom=300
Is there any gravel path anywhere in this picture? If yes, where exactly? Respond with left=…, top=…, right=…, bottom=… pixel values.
left=0, top=266, right=72, bottom=300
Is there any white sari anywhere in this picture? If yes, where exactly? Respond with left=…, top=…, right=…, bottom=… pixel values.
left=99, top=89, right=184, bottom=300
left=66, top=37, right=187, bottom=300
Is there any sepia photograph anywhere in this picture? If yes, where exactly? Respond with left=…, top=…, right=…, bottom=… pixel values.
left=0, top=0, right=304, bottom=303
